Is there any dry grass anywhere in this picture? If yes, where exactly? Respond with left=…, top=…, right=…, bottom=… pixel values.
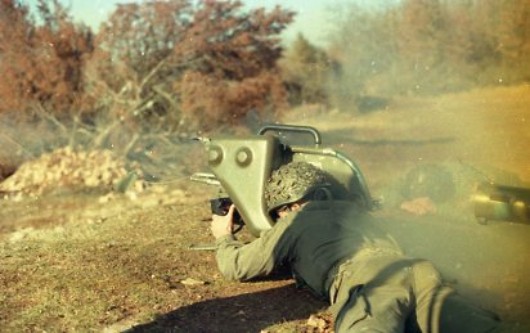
left=1, top=86, right=530, bottom=332
left=0, top=184, right=213, bottom=330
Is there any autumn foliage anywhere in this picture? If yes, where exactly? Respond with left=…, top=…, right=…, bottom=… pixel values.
left=1, top=0, right=530, bottom=126
left=88, top=0, right=293, bottom=131
left=0, top=0, right=94, bottom=118
left=0, top=0, right=293, bottom=132
left=327, top=0, right=530, bottom=103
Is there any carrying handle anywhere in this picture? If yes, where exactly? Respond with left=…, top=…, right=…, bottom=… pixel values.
left=257, top=124, right=322, bottom=146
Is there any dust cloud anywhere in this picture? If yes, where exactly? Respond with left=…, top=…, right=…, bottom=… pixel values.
left=301, top=85, right=530, bottom=325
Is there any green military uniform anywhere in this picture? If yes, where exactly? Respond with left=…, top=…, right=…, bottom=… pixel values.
left=215, top=200, right=502, bottom=332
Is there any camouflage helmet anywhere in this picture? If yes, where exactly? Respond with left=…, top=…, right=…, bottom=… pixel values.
left=264, top=161, right=331, bottom=213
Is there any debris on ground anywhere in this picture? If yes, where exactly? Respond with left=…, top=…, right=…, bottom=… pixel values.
left=180, top=277, right=207, bottom=286
left=0, top=146, right=144, bottom=198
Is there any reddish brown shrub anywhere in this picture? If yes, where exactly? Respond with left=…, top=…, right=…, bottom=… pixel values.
left=0, top=0, right=94, bottom=118
left=88, top=0, right=294, bottom=132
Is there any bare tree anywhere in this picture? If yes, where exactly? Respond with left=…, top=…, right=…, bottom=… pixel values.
left=87, top=0, right=294, bottom=132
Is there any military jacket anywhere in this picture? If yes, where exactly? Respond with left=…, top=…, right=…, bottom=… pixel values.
left=215, top=200, right=401, bottom=300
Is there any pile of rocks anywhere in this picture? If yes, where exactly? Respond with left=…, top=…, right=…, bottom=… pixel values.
left=0, top=147, right=144, bottom=197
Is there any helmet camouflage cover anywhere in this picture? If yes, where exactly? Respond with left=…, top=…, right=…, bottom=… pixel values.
left=264, top=161, right=331, bottom=213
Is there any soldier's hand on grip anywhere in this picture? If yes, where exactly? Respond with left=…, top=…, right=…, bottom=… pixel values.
left=211, top=204, right=236, bottom=239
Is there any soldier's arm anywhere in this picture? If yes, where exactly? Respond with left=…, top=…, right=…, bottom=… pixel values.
left=214, top=218, right=292, bottom=281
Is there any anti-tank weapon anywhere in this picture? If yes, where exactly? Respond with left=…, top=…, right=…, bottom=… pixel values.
left=189, top=124, right=376, bottom=247
left=189, top=124, right=530, bottom=251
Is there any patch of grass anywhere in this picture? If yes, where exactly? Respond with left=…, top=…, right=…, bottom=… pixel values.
left=0, top=195, right=216, bottom=331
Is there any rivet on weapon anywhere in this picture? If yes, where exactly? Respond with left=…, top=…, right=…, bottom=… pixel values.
left=236, top=147, right=252, bottom=166
left=208, top=146, right=223, bottom=165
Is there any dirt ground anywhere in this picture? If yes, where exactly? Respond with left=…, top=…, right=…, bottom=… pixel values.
left=1, top=85, right=529, bottom=332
